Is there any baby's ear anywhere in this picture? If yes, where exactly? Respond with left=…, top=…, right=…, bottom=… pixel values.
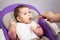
left=16, top=16, right=21, bottom=22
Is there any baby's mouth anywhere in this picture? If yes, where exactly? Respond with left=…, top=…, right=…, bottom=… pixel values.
left=29, top=17, right=32, bottom=20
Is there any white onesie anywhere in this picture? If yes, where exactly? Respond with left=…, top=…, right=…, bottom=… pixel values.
left=16, top=21, right=39, bottom=40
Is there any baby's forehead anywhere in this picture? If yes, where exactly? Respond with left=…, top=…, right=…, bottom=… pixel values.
left=19, top=7, right=30, bottom=13
left=19, top=7, right=29, bottom=10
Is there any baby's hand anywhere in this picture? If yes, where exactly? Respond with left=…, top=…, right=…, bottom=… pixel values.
left=8, top=19, right=17, bottom=40
left=30, top=24, right=43, bottom=36
left=8, top=27, right=17, bottom=40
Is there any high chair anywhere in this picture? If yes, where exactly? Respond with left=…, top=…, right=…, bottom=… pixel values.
left=0, top=4, right=55, bottom=40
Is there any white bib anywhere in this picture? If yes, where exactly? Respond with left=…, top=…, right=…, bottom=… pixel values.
left=16, top=21, right=38, bottom=40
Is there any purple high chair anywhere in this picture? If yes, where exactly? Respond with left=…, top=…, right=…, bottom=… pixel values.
left=0, top=4, right=55, bottom=40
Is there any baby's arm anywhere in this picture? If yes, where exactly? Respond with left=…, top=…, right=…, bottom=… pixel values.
left=8, top=19, right=18, bottom=40
left=31, top=24, right=43, bottom=37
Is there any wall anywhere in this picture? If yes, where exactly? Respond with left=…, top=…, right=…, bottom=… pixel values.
left=0, top=0, right=60, bottom=13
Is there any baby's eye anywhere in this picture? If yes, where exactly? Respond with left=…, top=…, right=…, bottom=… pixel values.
left=24, top=13, right=27, bottom=15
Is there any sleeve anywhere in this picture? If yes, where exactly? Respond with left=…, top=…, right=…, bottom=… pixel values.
left=16, top=23, right=22, bottom=39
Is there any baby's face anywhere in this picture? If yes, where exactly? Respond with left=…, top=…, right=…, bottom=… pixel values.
left=17, top=7, right=33, bottom=24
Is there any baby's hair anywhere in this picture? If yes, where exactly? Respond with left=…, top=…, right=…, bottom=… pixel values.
left=14, top=5, right=28, bottom=22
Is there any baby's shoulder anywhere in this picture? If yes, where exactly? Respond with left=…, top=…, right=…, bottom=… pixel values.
left=16, top=22, right=24, bottom=26
left=30, top=21, right=37, bottom=26
left=31, top=21, right=37, bottom=24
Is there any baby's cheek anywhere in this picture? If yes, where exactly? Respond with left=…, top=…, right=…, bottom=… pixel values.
left=23, top=18, right=28, bottom=21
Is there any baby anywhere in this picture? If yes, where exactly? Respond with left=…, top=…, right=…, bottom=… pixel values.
left=8, top=5, right=49, bottom=40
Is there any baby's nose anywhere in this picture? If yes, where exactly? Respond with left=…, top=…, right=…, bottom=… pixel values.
left=28, top=14, right=31, bottom=16
left=29, top=14, right=32, bottom=17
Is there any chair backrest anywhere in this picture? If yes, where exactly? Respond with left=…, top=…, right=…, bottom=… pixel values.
left=0, top=4, right=55, bottom=40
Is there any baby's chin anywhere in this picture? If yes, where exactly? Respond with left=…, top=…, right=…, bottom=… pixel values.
left=25, top=21, right=32, bottom=24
